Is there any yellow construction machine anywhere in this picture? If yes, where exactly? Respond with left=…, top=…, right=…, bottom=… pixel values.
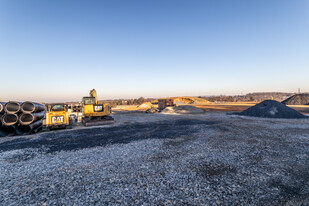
left=45, top=103, right=72, bottom=130
left=82, top=89, right=114, bottom=126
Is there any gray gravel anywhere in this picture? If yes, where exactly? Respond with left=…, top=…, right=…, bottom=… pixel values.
left=1, top=112, right=309, bottom=205
left=238, top=100, right=307, bottom=119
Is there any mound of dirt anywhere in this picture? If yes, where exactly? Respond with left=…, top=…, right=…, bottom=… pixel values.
left=282, top=93, right=309, bottom=105
left=173, top=97, right=209, bottom=105
left=238, top=100, right=306, bottom=119
left=138, top=102, right=153, bottom=109
left=161, top=105, right=204, bottom=115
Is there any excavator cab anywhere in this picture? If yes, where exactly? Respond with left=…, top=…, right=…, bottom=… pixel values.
left=82, top=89, right=114, bottom=126
left=83, top=97, right=96, bottom=105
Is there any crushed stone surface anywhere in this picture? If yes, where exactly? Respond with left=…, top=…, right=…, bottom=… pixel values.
left=0, top=112, right=309, bottom=205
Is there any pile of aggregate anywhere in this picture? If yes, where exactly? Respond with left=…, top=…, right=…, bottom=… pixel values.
left=238, top=100, right=307, bottom=119
left=282, top=93, right=309, bottom=105
left=138, top=102, right=153, bottom=109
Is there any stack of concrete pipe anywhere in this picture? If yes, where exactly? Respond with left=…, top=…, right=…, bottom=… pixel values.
left=0, top=101, right=45, bottom=137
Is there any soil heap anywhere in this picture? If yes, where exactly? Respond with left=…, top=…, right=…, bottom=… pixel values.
left=173, top=97, right=209, bottom=105
left=138, top=102, right=153, bottom=109
left=282, top=93, right=309, bottom=105
left=238, top=100, right=306, bottom=119
left=161, top=105, right=204, bottom=115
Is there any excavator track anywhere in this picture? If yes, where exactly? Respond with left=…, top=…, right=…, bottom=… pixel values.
left=83, top=116, right=114, bottom=127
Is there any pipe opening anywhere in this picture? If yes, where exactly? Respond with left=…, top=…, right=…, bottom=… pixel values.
left=0, top=126, right=15, bottom=137
left=3, top=114, right=18, bottom=125
left=6, top=102, right=20, bottom=113
left=22, top=102, right=35, bottom=113
left=20, top=114, right=34, bottom=125
left=16, top=125, right=31, bottom=135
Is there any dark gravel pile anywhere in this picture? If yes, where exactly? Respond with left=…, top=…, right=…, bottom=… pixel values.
left=238, top=100, right=307, bottom=119
left=282, top=94, right=309, bottom=105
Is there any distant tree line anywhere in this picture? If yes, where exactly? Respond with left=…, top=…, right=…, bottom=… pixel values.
left=200, top=92, right=294, bottom=103
left=97, top=92, right=295, bottom=107
left=100, top=97, right=156, bottom=107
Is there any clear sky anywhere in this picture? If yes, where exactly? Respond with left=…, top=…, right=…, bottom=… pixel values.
left=0, top=0, right=308, bottom=102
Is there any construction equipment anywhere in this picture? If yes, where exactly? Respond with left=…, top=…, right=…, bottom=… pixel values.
left=5, top=101, right=21, bottom=114
left=82, top=89, right=114, bottom=126
left=45, top=103, right=71, bottom=130
left=158, top=98, right=175, bottom=110
left=2, top=113, right=19, bottom=126
left=16, top=119, right=43, bottom=135
left=0, top=102, right=5, bottom=114
left=0, top=101, right=45, bottom=137
left=21, top=101, right=46, bottom=113
left=19, top=112, right=45, bottom=125
left=0, top=124, right=16, bottom=137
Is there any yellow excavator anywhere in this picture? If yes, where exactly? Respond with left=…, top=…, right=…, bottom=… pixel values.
left=82, top=89, right=114, bottom=126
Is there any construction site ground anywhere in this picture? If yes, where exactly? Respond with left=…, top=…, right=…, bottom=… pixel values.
left=1, top=111, right=309, bottom=205
left=194, top=103, right=309, bottom=114
left=113, top=102, right=309, bottom=114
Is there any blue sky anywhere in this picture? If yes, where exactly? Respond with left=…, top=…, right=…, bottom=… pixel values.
left=0, top=0, right=308, bottom=102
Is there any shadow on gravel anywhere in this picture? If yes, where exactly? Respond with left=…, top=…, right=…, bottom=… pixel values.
left=0, top=119, right=220, bottom=154
left=268, top=165, right=309, bottom=204
left=194, top=162, right=237, bottom=179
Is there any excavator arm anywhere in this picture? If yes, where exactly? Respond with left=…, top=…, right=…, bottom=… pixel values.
left=89, top=89, right=97, bottom=104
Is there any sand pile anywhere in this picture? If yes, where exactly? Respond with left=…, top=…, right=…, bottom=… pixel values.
left=161, top=105, right=204, bottom=115
left=174, top=97, right=194, bottom=104
left=173, top=97, right=209, bottom=105
left=238, top=100, right=306, bottom=119
left=282, top=94, right=309, bottom=105
left=138, top=102, right=153, bottom=109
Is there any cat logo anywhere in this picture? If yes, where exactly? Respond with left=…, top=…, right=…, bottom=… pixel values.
left=45, top=103, right=70, bottom=130
left=94, top=105, right=103, bottom=112
left=51, top=116, right=64, bottom=124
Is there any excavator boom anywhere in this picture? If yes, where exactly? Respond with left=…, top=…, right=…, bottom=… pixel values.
left=89, top=89, right=98, bottom=104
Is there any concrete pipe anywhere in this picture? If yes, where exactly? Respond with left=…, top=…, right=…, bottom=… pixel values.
left=4, top=101, right=21, bottom=114
left=2, top=113, right=19, bottom=126
left=19, top=111, right=45, bottom=125
left=0, top=114, right=16, bottom=137
left=21, top=101, right=46, bottom=113
left=0, top=125, right=16, bottom=137
left=16, top=119, right=43, bottom=135
left=0, top=102, right=6, bottom=114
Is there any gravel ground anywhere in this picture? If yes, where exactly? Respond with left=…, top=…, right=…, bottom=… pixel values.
left=1, top=112, right=309, bottom=205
